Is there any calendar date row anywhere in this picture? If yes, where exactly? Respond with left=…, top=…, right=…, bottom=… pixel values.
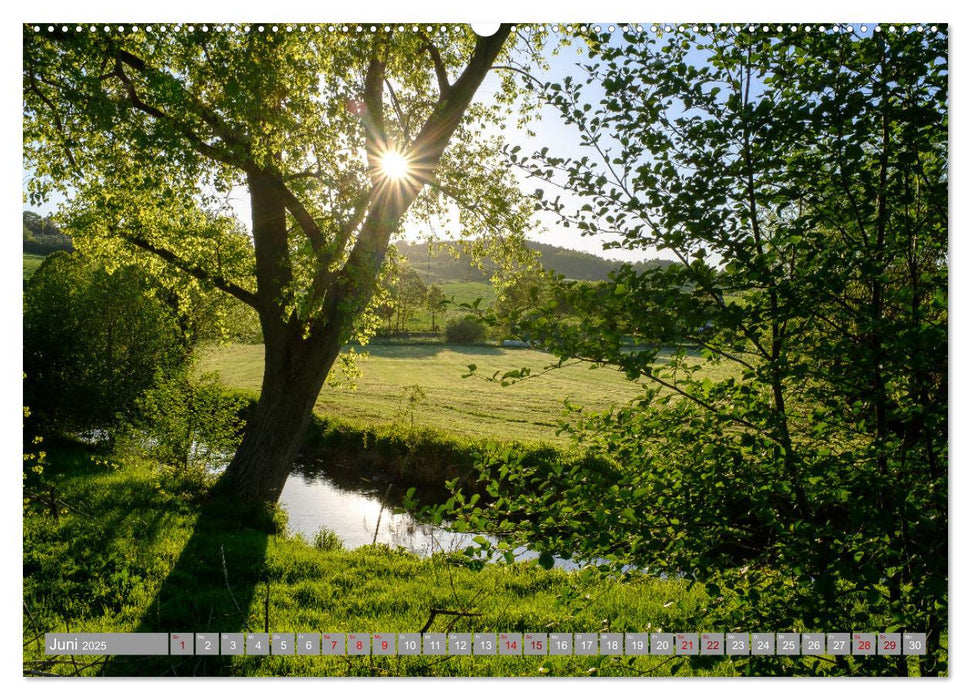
left=46, top=632, right=927, bottom=657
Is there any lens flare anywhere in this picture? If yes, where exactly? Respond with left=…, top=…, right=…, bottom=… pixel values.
left=380, top=150, right=409, bottom=180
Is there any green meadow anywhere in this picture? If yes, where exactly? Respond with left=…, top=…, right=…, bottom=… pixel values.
left=23, top=253, right=45, bottom=280
left=199, top=343, right=702, bottom=445
left=24, top=440, right=724, bottom=677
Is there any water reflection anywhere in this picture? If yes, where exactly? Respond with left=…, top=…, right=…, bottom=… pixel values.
left=281, top=458, right=578, bottom=569
left=280, top=467, right=476, bottom=555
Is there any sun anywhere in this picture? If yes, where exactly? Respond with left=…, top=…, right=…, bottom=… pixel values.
left=380, top=150, right=410, bottom=180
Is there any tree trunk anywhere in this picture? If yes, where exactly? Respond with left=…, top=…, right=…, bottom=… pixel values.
left=218, top=169, right=346, bottom=503
left=220, top=322, right=343, bottom=503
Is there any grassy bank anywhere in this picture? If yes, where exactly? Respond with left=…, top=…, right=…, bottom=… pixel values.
left=23, top=440, right=726, bottom=677
left=300, top=411, right=575, bottom=492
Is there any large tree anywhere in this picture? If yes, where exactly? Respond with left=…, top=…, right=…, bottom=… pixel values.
left=24, top=23, right=520, bottom=502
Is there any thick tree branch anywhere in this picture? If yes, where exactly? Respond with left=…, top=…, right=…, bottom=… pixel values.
left=247, top=168, right=293, bottom=320
left=111, top=58, right=244, bottom=169
left=420, top=33, right=451, bottom=97
left=260, top=171, right=328, bottom=260
left=362, top=53, right=388, bottom=175
left=120, top=232, right=259, bottom=309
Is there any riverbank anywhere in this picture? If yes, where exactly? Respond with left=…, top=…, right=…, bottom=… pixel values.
left=23, top=439, right=724, bottom=677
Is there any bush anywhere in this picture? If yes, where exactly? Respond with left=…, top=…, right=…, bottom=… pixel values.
left=23, top=252, right=186, bottom=433
left=444, top=316, right=486, bottom=344
left=131, top=372, right=248, bottom=472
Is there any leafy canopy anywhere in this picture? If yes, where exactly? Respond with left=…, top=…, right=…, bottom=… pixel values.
left=24, top=24, right=537, bottom=339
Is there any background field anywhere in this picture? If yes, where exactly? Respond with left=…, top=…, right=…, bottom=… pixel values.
left=403, top=280, right=497, bottom=333
left=199, top=343, right=734, bottom=445
left=200, top=344, right=642, bottom=444
left=23, top=253, right=45, bottom=280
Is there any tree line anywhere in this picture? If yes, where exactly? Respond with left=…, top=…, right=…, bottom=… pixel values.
left=23, top=211, right=73, bottom=255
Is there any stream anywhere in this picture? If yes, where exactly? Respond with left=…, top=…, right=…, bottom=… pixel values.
left=281, top=457, right=578, bottom=569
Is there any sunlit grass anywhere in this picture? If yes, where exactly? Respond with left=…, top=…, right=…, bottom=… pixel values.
left=201, top=344, right=631, bottom=444
left=24, top=442, right=722, bottom=677
left=199, top=343, right=736, bottom=445
left=23, top=253, right=45, bottom=280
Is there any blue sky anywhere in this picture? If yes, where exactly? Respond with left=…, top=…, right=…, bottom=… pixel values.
left=484, top=28, right=648, bottom=261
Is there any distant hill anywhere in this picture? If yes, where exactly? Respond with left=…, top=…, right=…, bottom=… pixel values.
left=396, top=240, right=676, bottom=283
left=23, top=211, right=73, bottom=256
left=21, top=215, right=674, bottom=285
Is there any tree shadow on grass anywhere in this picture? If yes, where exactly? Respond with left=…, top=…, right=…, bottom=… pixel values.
left=102, top=490, right=275, bottom=677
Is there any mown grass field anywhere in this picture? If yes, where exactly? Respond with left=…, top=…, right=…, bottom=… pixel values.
left=24, top=441, right=725, bottom=677
left=200, top=344, right=661, bottom=445
left=438, top=280, right=496, bottom=307
left=23, top=253, right=45, bottom=280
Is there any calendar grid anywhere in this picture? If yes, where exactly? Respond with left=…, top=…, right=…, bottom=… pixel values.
left=44, top=632, right=927, bottom=657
